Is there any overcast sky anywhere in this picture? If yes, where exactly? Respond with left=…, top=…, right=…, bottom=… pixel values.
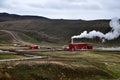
left=0, top=0, right=120, bottom=20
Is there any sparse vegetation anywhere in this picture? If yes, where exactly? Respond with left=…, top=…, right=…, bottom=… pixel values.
left=0, top=50, right=119, bottom=80
left=0, top=54, right=26, bottom=60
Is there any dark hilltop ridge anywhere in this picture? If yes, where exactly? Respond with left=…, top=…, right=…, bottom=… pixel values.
left=0, top=12, right=119, bottom=45
left=0, top=12, right=49, bottom=22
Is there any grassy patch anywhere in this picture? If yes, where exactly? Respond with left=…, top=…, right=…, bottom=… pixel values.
left=0, top=63, right=113, bottom=80
left=31, top=50, right=120, bottom=79
left=0, top=54, right=26, bottom=60
left=0, top=50, right=119, bottom=80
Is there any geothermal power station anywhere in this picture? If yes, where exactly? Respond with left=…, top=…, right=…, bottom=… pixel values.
left=10, top=18, right=120, bottom=51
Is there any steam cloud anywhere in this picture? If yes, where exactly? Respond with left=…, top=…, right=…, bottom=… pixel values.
left=72, top=17, right=120, bottom=42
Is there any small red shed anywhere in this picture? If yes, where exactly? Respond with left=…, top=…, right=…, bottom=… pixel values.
left=29, top=45, right=39, bottom=49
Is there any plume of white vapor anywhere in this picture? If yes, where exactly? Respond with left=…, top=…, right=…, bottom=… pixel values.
left=104, top=17, right=120, bottom=40
left=71, top=17, right=120, bottom=42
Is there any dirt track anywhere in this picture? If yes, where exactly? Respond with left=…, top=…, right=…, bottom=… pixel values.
left=0, top=30, right=32, bottom=45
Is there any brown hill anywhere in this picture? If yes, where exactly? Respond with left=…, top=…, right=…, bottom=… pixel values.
left=0, top=13, right=119, bottom=45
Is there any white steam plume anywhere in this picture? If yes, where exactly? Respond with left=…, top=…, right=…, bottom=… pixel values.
left=72, top=17, right=120, bottom=42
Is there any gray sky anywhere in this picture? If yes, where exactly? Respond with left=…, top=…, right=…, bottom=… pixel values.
left=0, top=0, right=120, bottom=20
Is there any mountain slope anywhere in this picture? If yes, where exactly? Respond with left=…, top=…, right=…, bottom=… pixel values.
left=0, top=13, right=119, bottom=45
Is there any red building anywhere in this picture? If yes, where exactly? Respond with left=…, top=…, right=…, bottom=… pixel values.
left=69, top=43, right=93, bottom=51
left=29, top=45, right=39, bottom=49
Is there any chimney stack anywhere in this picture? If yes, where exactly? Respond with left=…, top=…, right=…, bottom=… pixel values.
left=71, top=38, right=73, bottom=44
